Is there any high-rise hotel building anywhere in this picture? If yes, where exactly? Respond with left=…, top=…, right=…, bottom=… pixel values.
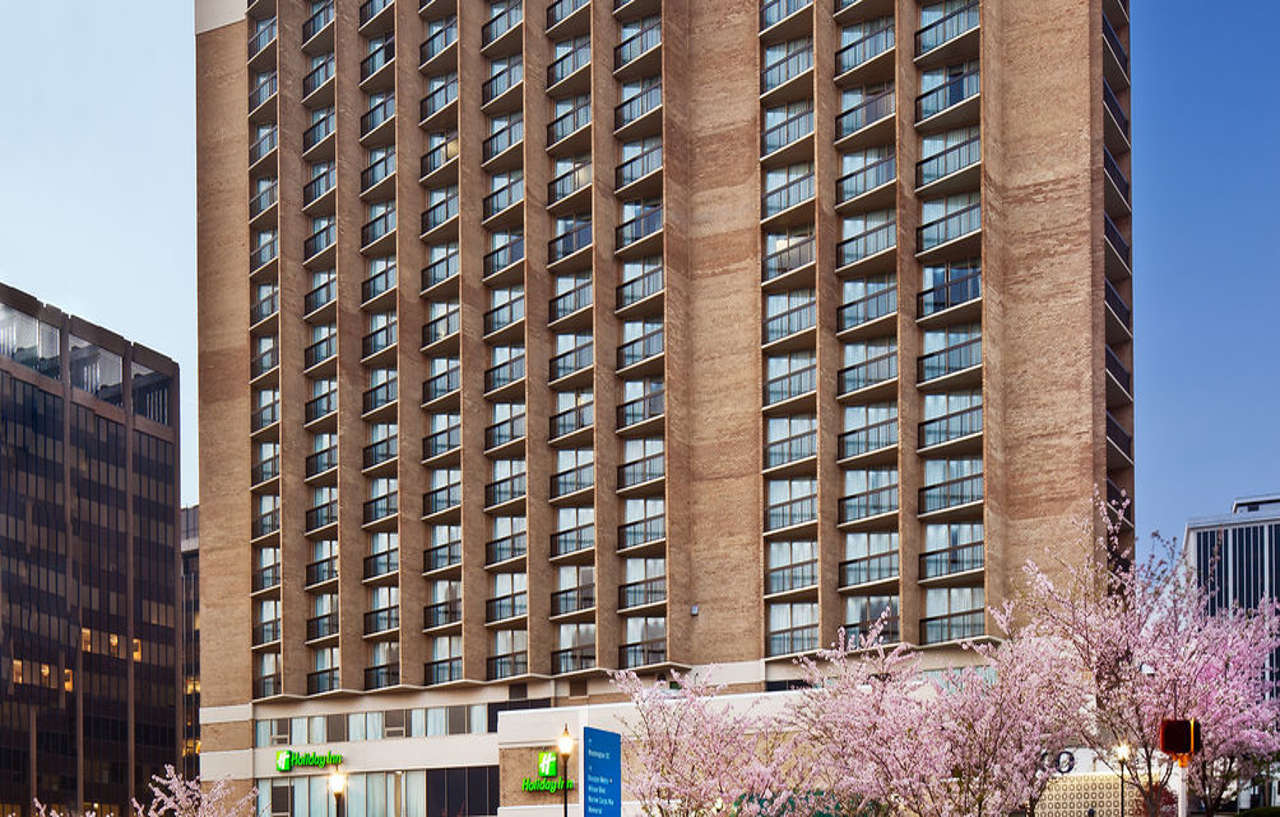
left=195, top=0, right=1134, bottom=803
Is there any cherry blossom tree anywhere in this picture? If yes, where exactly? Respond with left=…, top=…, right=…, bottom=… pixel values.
left=29, top=768, right=254, bottom=817
left=1021, top=502, right=1280, bottom=817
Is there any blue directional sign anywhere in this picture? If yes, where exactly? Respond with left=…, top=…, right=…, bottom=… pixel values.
left=582, top=727, right=621, bottom=817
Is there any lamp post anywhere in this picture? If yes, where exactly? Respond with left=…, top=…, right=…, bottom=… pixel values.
left=330, top=771, right=348, bottom=817
left=1115, top=744, right=1131, bottom=817
left=557, top=725, right=575, bottom=817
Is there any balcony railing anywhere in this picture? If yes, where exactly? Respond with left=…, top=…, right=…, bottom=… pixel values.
left=549, top=163, right=591, bottom=205
left=551, top=584, right=595, bottom=617
left=419, top=81, right=457, bottom=123
left=1106, top=346, right=1132, bottom=394
left=847, top=616, right=900, bottom=644
left=487, top=652, right=528, bottom=680
left=486, top=532, right=527, bottom=565
left=297, top=169, right=329, bottom=206
left=305, top=446, right=336, bottom=478
left=250, top=181, right=278, bottom=219
left=760, top=0, right=812, bottom=30
left=549, top=101, right=591, bottom=145
left=424, top=484, right=461, bottom=516
left=421, top=195, right=459, bottom=233
left=1103, top=81, right=1130, bottom=137
left=253, top=674, right=282, bottom=699
left=919, top=472, right=984, bottom=513
left=250, top=126, right=278, bottom=164
left=839, top=350, right=897, bottom=394
left=615, top=83, right=660, bottom=130
left=482, top=62, right=523, bottom=105
left=619, top=514, right=665, bottom=550
left=764, top=366, right=816, bottom=405
left=837, top=154, right=895, bottom=203
left=305, top=500, right=338, bottom=532
left=251, top=402, right=279, bottom=432
left=1103, top=148, right=1131, bottom=203
left=252, top=619, right=280, bottom=646
left=917, top=135, right=980, bottom=187
left=426, top=657, right=462, bottom=685
left=303, top=335, right=336, bottom=369
left=766, top=560, right=817, bottom=594
left=837, top=89, right=894, bottom=138
left=618, top=390, right=663, bottom=429
left=837, top=221, right=895, bottom=267
left=918, top=269, right=981, bottom=316
left=839, top=417, right=897, bottom=459
left=485, top=472, right=527, bottom=507
left=840, top=552, right=899, bottom=587
left=360, top=37, right=395, bottom=81
left=420, top=20, right=457, bottom=66
left=549, top=44, right=591, bottom=86
left=837, top=23, right=894, bottom=74
left=364, top=606, right=400, bottom=635
left=1102, top=15, right=1130, bottom=74
left=250, top=346, right=279, bottom=378
left=363, top=378, right=397, bottom=413
left=619, top=576, right=666, bottom=609
left=361, top=95, right=395, bottom=136
left=1104, top=214, right=1131, bottom=266
left=617, top=206, right=663, bottom=249
left=361, top=151, right=396, bottom=192
left=616, top=19, right=661, bottom=70
left=484, top=117, right=522, bottom=162
left=618, top=269, right=663, bottom=311
left=361, top=210, right=396, bottom=247
left=550, top=341, right=593, bottom=380
left=250, top=237, right=279, bottom=271
left=424, top=541, right=462, bottom=572
left=920, top=542, right=984, bottom=579
left=303, top=116, right=332, bottom=153
left=421, top=137, right=458, bottom=178
left=548, top=0, right=589, bottom=29
left=303, top=58, right=335, bottom=98
left=765, top=429, right=816, bottom=469
left=302, top=3, right=334, bottom=43
left=762, top=108, right=813, bottom=157
left=919, top=405, right=982, bottom=448
left=306, top=556, right=338, bottom=587
left=482, top=298, right=524, bottom=340
left=549, top=223, right=591, bottom=262
left=363, top=493, right=398, bottom=525
left=481, top=4, right=522, bottom=45
left=918, top=337, right=981, bottom=382
left=550, top=281, right=592, bottom=321
left=550, top=402, right=593, bottom=440
left=307, top=668, right=338, bottom=695
left=839, top=484, right=898, bottom=522
left=423, top=424, right=461, bottom=459
left=484, top=355, right=525, bottom=393
left=303, top=223, right=335, bottom=260
left=252, top=562, right=280, bottom=592
left=617, top=144, right=662, bottom=188
left=249, top=73, right=277, bottom=110
left=364, top=663, right=399, bottom=690
left=918, top=203, right=980, bottom=252
left=837, top=286, right=896, bottom=331
left=305, top=390, right=336, bottom=424
left=762, top=46, right=813, bottom=93
left=916, top=1, right=979, bottom=56
left=551, top=463, right=594, bottom=498
left=551, top=524, right=594, bottom=558
left=486, top=592, right=528, bottom=622
left=921, top=610, right=984, bottom=644
left=618, top=328, right=663, bottom=368
left=1105, top=279, right=1132, bottom=330
left=619, top=453, right=664, bottom=488
left=763, top=301, right=816, bottom=343
left=768, top=625, right=819, bottom=657
left=422, top=368, right=460, bottom=405
left=619, top=639, right=665, bottom=668
left=359, top=0, right=393, bottom=26
left=363, top=549, right=400, bottom=580
left=766, top=495, right=817, bottom=531
left=763, top=174, right=815, bottom=217
left=916, top=71, right=980, bottom=121
left=485, top=413, right=526, bottom=450
left=485, top=236, right=524, bottom=276
left=763, top=236, right=815, bottom=282
left=552, top=645, right=596, bottom=674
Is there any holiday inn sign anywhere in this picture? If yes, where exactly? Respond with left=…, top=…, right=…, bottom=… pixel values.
left=521, top=751, right=575, bottom=793
left=276, top=749, right=344, bottom=773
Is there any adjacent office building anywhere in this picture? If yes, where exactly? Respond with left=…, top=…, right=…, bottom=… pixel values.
left=194, top=0, right=1135, bottom=808
left=1186, top=495, right=1280, bottom=614
left=0, top=284, right=181, bottom=817
left=181, top=506, right=202, bottom=778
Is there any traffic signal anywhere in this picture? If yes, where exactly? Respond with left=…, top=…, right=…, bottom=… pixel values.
left=1159, top=719, right=1202, bottom=755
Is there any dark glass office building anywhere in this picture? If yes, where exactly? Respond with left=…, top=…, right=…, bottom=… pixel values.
left=0, top=283, right=181, bottom=817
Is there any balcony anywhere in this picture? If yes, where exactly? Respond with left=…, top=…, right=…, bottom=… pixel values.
left=250, top=346, right=279, bottom=380
left=1107, top=478, right=1134, bottom=528
left=1104, top=148, right=1131, bottom=215
left=549, top=164, right=592, bottom=212
left=766, top=495, right=817, bottom=532
left=253, top=675, right=282, bottom=699
left=760, top=0, right=812, bottom=33
left=766, top=560, right=817, bottom=595
left=484, top=117, right=523, bottom=165
left=361, top=95, right=396, bottom=141
left=423, top=424, right=461, bottom=461
left=359, top=0, right=394, bottom=30
left=551, top=525, right=594, bottom=559
left=482, top=62, right=524, bottom=109
left=302, top=169, right=335, bottom=211
left=761, top=110, right=813, bottom=165
left=764, top=429, right=816, bottom=472
left=248, top=20, right=277, bottom=61
left=1106, top=345, right=1133, bottom=403
left=838, top=417, right=897, bottom=462
left=762, top=174, right=815, bottom=223
left=846, top=616, right=900, bottom=645
left=1104, top=213, right=1131, bottom=274
left=549, top=223, right=591, bottom=266
left=359, top=269, right=395, bottom=310
left=615, top=19, right=661, bottom=78
left=836, top=89, right=894, bottom=148
left=1105, top=279, right=1132, bottom=342
left=920, top=610, right=984, bottom=645
left=920, top=541, right=984, bottom=582
left=249, top=126, right=278, bottom=166
left=552, top=645, right=596, bottom=674
left=364, top=605, right=400, bottom=636
left=307, top=668, right=338, bottom=695
left=550, top=463, right=593, bottom=500
left=305, top=500, right=338, bottom=533
left=761, top=46, right=813, bottom=99
left=836, top=154, right=895, bottom=212
left=304, top=390, right=336, bottom=426
left=363, top=378, right=398, bottom=415
left=618, top=328, right=663, bottom=372
left=486, top=592, right=528, bottom=623
left=303, top=335, right=336, bottom=371
left=918, top=269, right=981, bottom=319
left=619, top=639, right=665, bottom=669
left=550, top=341, right=593, bottom=383
left=422, top=367, right=460, bottom=405
left=617, top=206, right=663, bottom=254
left=919, top=472, right=983, bottom=516
left=763, top=301, right=815, bottom=347
left=549, top=43, right=591, bottom=90
left=767, top=625, right=818, bottom=657
left=303, top=223, right=335, bottom=263
left=764, top=366, right=816, bottom=408
left=361, top=209, right=397, bottom=251
left=918, top=337, right=981, bottom=385
left=918, top=203, right=980, bottom=256
left=550, top=281, right=592, bottom=324
left=305, top=446, right=336, bottom=480
left=251, top=402, right=279, bottom=433
left=915, top=1, right=978, bottom=60
left=250, top=181, right=278, bottom=222
left=919, top=405, right=982, bottom=451
left=1102, top=14, right=1130, bottom=88
left=617, top=267, right=663, bottom=313
left=481, top=4, right=522, bottom=49
left=419, top=82, right=458, bottom=128
left=248, top=73, right=277, bottom=114
left=360, top=37, right=395, bottom=85
left=364, top=663, right=399, bottom=690
left=486, top=532, right=527, bottom=565
left=619, top=514, right=665, bottom=552
left=424, top=600, right=462, bottom=632
left=426, top=657, right=462, bottom=685
left=619, top=452, right=664, bottom=491
left=550, top=402, right=593, bottom=442
left=252, top=562, right=280, bottom=592
left=484, top=356, right=525, bottom=395
left=423, top=483, right=461, bottom=518
left=763, top=235, right=815, bottom=285
left=617, top=144, right=662, bottom=193
left=916, top=71, right=979, bottom=126
left=420, top=137, right=459, bottom=182
left=837, top=286, right=896, bottom=337
left=836, top=22, right=894, bottom=81
left=617, top=390, right=663, bottom=432
left=838, top=484, right=898, bottom=524
left=419, top=20, right=457, bottom=69
left=838, top=351, right=897, bottom=397
left=250, top=237, right=278, bottom=273
left=421, top=196, right=459, bottom=237
left=836, top=221, right=895, bottom=273
left=548, top=101, right=592, bottom=152
left=302, top=3, right=334, bottom=47
left=305, top=556, right=338, bottom=587
left=485, top=236, right=525, bottom=280
left=484, top=413, right=526, bottom=452
left=619, top=576, right=666, bottom=610
left=615, top=83, right=661, bottom=134
left=424, top=541, right=462, bottom=573
left=840, top=551, right=898, bottom=588
left=484, top=472, right=527, bottom=508
left=306, top=612, right=338, bottom=642
left=487, top=652, right=528, bottom=680
left=363, top=493, right=398, bottom=526
left=361, top=152, right=396, bottom=198
left=917, top=138, right=980, bottom=200
left=302, top=116, right=333, bottom=155
left=302, top=58, right=335, bottom=103
left=252, top=619, right=281, bottom=646
left=548, top=0, right=590, bottom=31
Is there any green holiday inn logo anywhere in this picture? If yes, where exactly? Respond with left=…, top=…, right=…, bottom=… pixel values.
left=521, top=751, right=574, bottom=793
left=538, top=752, right=557, bottom=778
left=276, top=749, right=344, bottom=773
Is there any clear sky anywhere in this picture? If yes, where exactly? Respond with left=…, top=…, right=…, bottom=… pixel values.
left=0, top=2, right=1274, bottom=534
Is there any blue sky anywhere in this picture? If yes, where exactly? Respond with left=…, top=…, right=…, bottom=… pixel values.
left=0, top=1, right=1274, bottom=537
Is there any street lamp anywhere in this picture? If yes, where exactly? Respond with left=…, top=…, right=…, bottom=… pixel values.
left=1115, top=744, right=1131, bottom=817
left=329, top=771, right=348, bottom=817
left=558, top=725, right=575, bottom=817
